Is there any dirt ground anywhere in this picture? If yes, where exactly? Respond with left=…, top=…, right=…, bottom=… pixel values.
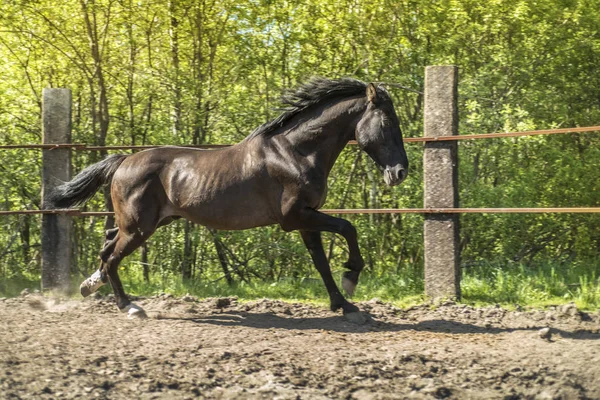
left=1, top=293, right=599, bottom=400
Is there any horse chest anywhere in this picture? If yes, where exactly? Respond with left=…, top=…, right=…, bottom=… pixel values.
left=316, top=184, right=328, bottom=209
left=296, top=173, right=329, bottom=210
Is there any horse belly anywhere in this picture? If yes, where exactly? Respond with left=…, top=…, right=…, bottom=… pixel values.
left=182, top=197, right=277, bottom=230
left=171, top=177, right=277, bottom=230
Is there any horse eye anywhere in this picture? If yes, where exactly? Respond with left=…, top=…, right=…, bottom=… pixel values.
left=380, top=116, right=390, bottom=127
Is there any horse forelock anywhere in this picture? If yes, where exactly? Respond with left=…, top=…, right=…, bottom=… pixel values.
left=247, top=78, right=371, bottom=139
left=375, top=84, right=391, bottom=100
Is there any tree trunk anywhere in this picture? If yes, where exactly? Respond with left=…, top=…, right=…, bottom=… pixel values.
left=169, top=0, right=182, bottom=137
left=182, top=221, right=193, bottom=280
left=80, top=0, right=113, bottom=229
left=140, top=243, right=150, bottom=283
left=209, top=229, right=233, bottom=285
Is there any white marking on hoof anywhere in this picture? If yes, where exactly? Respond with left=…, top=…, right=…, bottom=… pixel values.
left=122, top=303, right=147, bottom=319
left=342, top=276, right=357, bottom=296
left=344, top=311, right=368, bottom=325
left=80, top=270, right=106, bottom=297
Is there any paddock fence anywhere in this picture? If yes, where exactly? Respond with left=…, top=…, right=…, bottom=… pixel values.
left=2, top=66, right=600, bottom=297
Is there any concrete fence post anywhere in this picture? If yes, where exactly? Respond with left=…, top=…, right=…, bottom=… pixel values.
left=423, top=66, right=461, bottom=300
left=41, top=88, right=72, bottom=294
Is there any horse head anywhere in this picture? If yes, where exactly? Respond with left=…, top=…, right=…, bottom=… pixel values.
left=355, top=83, right=409, bottom=186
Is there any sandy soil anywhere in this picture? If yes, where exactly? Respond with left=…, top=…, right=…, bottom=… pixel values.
left=1, top=293, right=599, bottom=399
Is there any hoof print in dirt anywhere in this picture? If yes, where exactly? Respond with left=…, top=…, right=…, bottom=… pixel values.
left=26, top=297, right=47, bottom=311
left=214, top=297, right=232, bottom=309
left=344, top=311, right=369, bottom=325
left=182, top=294, right=197, bottom=303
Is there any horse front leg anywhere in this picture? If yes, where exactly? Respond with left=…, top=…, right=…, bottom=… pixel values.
left=339, top=225, right=364, bottom=298
left=102, top=227, right=152, bottom=319
left=283, top=207, right=365, bottom=296
left=299, top=230, right=359, bottom=315
left=282, top=207, right=366, bottom=322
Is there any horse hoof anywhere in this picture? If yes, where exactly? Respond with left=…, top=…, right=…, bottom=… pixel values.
left=80, top=270, right=106, bottom=298
left=80, top=285, right=92, bottom=298
left=344, top=311, right=368, bottom=325
left=342, top=275, right=357, bottom=296
left=122, top=303, right=147, bottom=319
left=128, top=308, right=147, bottom=319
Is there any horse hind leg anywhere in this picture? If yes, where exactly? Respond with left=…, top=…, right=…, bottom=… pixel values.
left=104, top=227, right=155, bottom=319
left=80, top=268, right=106, bottom=297
left=79, top=227, right=120, bottom=297
left=105, top=227, right=119, bottom=241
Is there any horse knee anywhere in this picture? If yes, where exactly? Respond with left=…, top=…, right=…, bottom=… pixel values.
left=344, top=257, right=364, bottom=272
left=339, top=220, right=357, bottom=239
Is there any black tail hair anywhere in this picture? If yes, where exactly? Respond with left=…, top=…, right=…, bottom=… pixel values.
left=47, top=154, right=128, bottom=209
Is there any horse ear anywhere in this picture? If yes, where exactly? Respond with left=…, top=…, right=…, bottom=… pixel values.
left=366, top=83, right=378, bottom=103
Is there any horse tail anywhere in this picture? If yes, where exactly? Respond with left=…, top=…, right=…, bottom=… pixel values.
left=47, top=154, right=128, bottom=209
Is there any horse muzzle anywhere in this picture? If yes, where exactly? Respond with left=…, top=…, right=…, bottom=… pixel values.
left=383, top=165, right=407, bottom=186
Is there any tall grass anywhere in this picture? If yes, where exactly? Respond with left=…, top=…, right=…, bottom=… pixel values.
left=461, top=260, right=600, bottom=309
left=2, top=260, right=599, bottom=310
left=116, top=266, right=425, bottom=308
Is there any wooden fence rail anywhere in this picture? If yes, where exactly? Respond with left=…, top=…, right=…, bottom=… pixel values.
left=1, top=125, right=599, bottom=150
left=4, top=207, right=600, bottom=217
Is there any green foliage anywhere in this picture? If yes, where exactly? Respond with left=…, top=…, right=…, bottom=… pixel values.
left=1, top=0, right=600, bottom=307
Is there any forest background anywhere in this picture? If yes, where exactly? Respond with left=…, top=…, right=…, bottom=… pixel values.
left=1, top=0, right=600, bottom=307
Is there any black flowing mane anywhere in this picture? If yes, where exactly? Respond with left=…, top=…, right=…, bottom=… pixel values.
left=248, top=78, right=369, bottom=139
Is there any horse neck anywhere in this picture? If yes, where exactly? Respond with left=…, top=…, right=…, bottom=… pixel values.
left=285, top=96, right=367, bottom=172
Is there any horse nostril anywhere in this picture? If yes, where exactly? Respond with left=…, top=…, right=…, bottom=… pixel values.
left=384, top=166, right=407, bottom=185
left=397, top=168, right=407, bottom=182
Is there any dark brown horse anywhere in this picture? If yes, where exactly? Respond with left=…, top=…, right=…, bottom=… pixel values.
left=49, top=78, right=409, bottom=320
